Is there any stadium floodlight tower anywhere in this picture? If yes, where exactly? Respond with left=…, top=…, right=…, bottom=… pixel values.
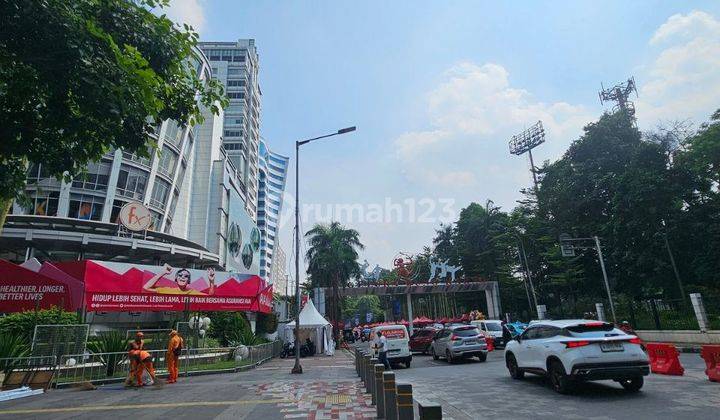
left=599, top=77, right=638, bottom=123
left=509, top=120, right=545, bottom=193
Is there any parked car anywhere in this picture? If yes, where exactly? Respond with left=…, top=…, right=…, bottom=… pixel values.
left=430, top=325, right=488, bottom=363
left=504, top=320, right=649, bottom=394
left=370, top=325, right=413, bottom=368
left=471, top=319, right=507, bottom=348
left=409, top=327, right=437, bottom=354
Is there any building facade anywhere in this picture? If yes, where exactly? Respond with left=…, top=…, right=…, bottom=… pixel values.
left=198, top=40, right=262, bottom=220
left=258, top=140, right=289, bottom=281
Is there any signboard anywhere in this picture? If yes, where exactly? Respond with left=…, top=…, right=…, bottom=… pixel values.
left=366, top=312, right=373, bottom=323
left=47, top=260, right=271, bottom=313
left=559, top=233, right=576, bottom=257
left=226, top=188, right=261, bottom=275
left=381, top=328, right=407, bottom=340
left=118, top=202, right=152, bottom=231
left=0, top=260, right=74, bottom=312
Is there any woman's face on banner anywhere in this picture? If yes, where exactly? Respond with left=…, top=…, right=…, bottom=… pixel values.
left=175, top=269, right=191, bottom=289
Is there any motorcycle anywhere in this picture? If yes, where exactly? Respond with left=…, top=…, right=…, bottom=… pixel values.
left=280, top=342, right=295, bottom=358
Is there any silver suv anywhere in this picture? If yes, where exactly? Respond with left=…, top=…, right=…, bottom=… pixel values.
left=430, top=325, right=488, bottom=363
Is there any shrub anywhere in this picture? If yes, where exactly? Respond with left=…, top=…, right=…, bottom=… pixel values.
left=87, top=331, right=127, bottom=377
left=0, top=308, right=79, bottom=341
left=207, top=312, right=250, bottom=346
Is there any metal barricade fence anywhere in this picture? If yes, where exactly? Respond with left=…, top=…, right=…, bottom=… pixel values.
left=0, top=356, right=58, bottom=391
left=55, top=341, right=282, bottom=386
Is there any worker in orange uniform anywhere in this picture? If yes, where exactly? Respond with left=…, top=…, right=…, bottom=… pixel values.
left=127, top=332, right=144, bottom=387
left=127, top=332, right=157, bottom=387
left=166, top=330, right=183, bottom=383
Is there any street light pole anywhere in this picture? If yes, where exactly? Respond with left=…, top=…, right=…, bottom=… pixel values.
left=593, top=236, right=616, bottom=324
left=291, top=126, right=356, bottom=375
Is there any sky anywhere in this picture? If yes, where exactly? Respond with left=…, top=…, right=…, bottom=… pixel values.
left=164, top=0, right=720, bottom=281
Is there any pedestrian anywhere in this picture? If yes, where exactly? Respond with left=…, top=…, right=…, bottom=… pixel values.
left=166, top=330, right=183, bottom=383
left=376, top=331, right=390, bottom=370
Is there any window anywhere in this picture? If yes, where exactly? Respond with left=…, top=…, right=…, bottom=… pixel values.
left=149, top=211, right=162, bottom=231
left=110, top=200, right=125, bottom=223
left=227, top=92, right=245, bottom=99
left=227, top=68, right=242, bottom=75
left=163, top=121, right=183, bottom=148
left=269, top=172, right=284, bottom=181
left=157, top=146, right=178, bottom=178
left=520, top=327, right=540, bottom=340
left=116, top=166, right=148, bottom=200
left=224, top=130, right=242, bottom=138
left=72, top=161, right=111, bottom=192
left=150, top=179, right=171, bottom=208
left=24, top=190, right=59, bottom=216
left=233, top=55, right=245, bottom=62
left=26, top=164, right=60, bottom=187
left=452, top=327, right=480, bottom=337
left=227, top=80, right=246, bottom=87
left=536, top=326, right=561, bottom=339
left=68, top=193, right=104, bottom=221
left=224, top=143, right=242, bottom=151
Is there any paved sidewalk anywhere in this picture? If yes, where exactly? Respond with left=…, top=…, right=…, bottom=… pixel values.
left=0, top=350, right=375, bottom=420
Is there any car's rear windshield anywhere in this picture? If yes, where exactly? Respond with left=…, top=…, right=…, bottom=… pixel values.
left=453, top=327, right=480, bottom=337
left=565, top=322, right=620, bottom=338
left=485, top=323, right=502, bottom=331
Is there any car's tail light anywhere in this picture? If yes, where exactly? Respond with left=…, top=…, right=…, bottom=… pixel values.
left=628, top=337, right=642, bottom=344
left=564, top=340, right=591, bottom=348
left=450, top=335, right=461, bottom=341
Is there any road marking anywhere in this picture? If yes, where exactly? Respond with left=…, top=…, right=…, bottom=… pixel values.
left=0, top=399, right=291, bottom=415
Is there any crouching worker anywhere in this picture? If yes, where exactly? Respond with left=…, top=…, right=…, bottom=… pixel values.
left=136, top=350, right=157, bottom=386
left=126, top=332, right=144, bottom=387
left=166, top=330, right=183, bottom=383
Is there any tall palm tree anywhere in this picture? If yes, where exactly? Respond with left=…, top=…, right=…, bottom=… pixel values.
left=305, top=222, right=364, bottom=339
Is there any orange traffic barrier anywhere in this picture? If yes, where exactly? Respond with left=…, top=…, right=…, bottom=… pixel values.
left=646, top=343, right=684, bottom=376
left=700, top=345, right=720, bottom=382
left=485, top=336, right=495, bottom=352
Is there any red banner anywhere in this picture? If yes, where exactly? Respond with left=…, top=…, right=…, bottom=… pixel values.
left=0, top=260, right=74, bottom=312
left=0, top=260, right=273, bottom=313
left=72, top=261, right=271, bottom=312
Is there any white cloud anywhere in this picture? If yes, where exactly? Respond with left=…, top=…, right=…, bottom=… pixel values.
left=637, top=10, right=720, bottom=125
left=163, top=0, right=206, bottom=33
left=393, top=62, right=591, bottom=190
left=650, top=10, right=720, bottom=45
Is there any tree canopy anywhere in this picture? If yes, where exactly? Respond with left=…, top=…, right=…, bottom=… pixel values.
left=427, top=109, right=720, bottom=321
left=0, top=0, right=226, bottom=219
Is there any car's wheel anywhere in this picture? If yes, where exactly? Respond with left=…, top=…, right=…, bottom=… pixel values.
left=548, top=360, right=572, bottom=394
left=477, top=352, right=487, bottom=362
left=619, top=376, right=644, bottom=392
left=506, top=354, right=524, bottom=379
left=445, top=350, right=454, bottom=364
left=431, top=346, right=439, bottom=360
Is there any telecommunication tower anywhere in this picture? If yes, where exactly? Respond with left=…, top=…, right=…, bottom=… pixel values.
left=599, top=77, right=638, bottom=121
left=509, top=121, right=545, bottom=193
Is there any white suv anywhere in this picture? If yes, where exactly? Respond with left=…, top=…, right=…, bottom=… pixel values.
left=504, top=320, right=649, bottom=394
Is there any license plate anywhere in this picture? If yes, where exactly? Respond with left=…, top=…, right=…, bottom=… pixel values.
left=464, top=340, right=476, bottom=345
left=600, top=342, right=624, bottom=352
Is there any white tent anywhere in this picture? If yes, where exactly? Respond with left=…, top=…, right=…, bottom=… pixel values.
left=284, top=299, right=334, bottom=355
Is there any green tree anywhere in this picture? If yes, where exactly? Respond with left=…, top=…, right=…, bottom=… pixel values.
left=454, top=200, right=509, bottom=281
left=0, top=0, right=227, bottom=227
left=305, top=222, right=364, bottom=338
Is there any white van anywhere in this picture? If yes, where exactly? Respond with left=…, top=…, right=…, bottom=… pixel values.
left=370, top=325, right=412, bottom=368
left=471, top=319, right=506, bottom=348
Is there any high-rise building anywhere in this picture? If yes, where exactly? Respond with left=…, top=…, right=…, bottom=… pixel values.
left=258, top=140, right=289, bottom=281
left=198, top=40, right=262, bottom=220
left=270, top=245, right=288, bottom=296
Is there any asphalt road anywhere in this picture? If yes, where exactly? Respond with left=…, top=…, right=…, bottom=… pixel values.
left=380, top=345, right=719, bottom=420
